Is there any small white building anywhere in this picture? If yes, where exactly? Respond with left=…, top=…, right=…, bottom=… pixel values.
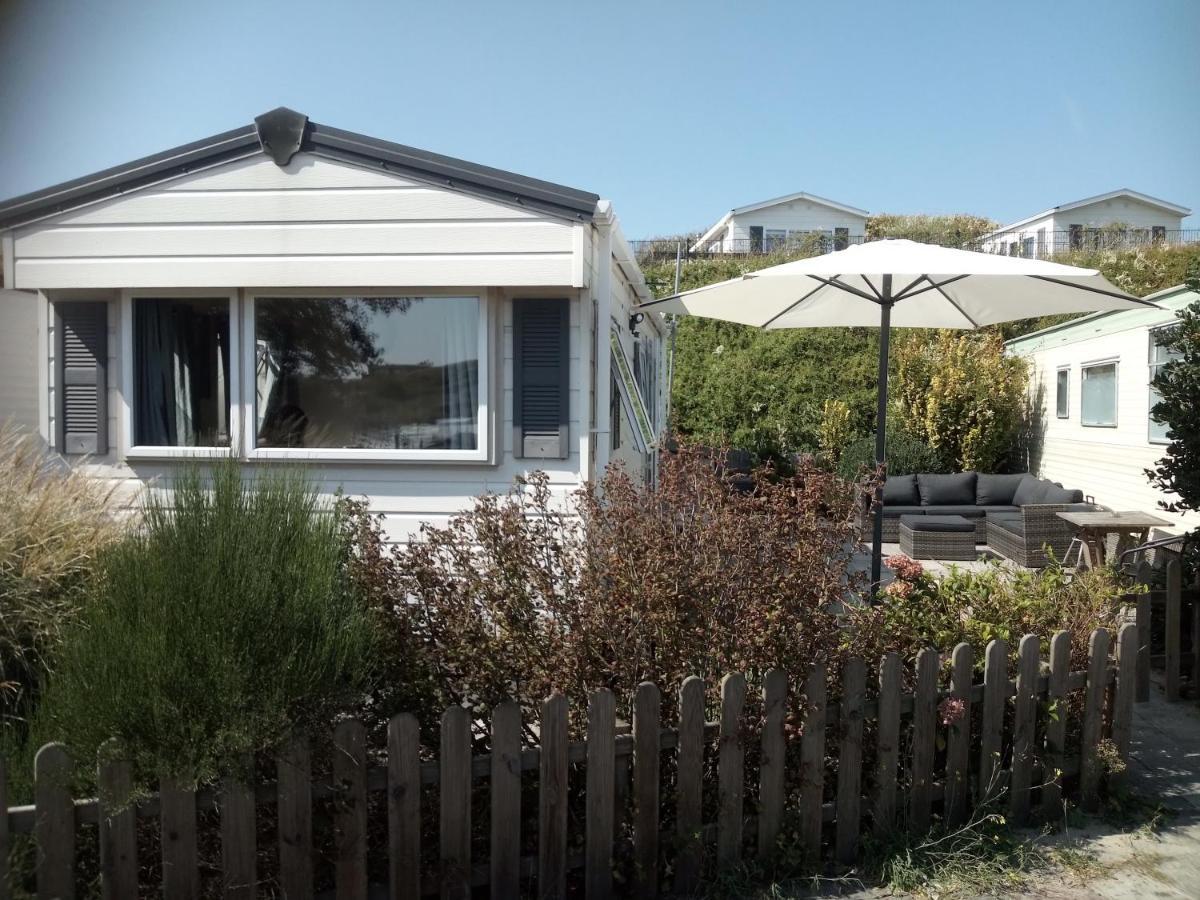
left=691, top=191, right=868, bottom=254
left=978, top=189, right=1192, bottom=258
left=0, top=107, right=665, bottom=542
left=1006, top=284, right=1199, bottom=534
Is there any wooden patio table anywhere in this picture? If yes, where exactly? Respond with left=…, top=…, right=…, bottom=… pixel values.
left=1056, top=510, right=1173, bottom=569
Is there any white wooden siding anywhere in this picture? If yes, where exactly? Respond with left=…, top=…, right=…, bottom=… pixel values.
left=1011, top=292, right=1200, bottom=534
left=11, top=155, right=580, bottom=290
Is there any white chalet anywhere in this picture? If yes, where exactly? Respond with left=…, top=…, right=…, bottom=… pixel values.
left=0, top=108, right=666, bottom=542
left=691, top=191, right=868, bottom=254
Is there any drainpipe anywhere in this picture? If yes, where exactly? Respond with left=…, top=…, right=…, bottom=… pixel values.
left=592, top=201, right=614, bottom=482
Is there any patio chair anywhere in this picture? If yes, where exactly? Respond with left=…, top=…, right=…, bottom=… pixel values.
left=985, top=503, right=1090, bottom=568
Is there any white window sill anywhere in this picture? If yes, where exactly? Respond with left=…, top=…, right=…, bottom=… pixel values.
left=125, top=446, right=234, bottom=460
left=246, top=447, right=490, bottom=464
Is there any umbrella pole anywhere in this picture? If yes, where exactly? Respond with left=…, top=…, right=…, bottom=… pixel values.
left=870, top=278, right=893, bottom=591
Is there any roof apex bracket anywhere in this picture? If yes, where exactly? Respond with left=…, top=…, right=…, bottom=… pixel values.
left=254, top=107, right=308, bottom=166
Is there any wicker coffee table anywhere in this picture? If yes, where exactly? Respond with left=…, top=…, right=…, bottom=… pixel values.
left=899, top=514, right=978, bottom=561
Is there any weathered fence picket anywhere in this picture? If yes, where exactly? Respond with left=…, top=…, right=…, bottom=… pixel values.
left=944, top=643, right=973, bottom=826
left=758, top=669, right=787, bottom=858
left=1042, top=631, right=1071, bottom=818
left=159, top=776, right=198, bottom=900
left=277, top=736, right=313, bottom=900
left=717, top=673, right=746, bottom=870
left=1, top=628, right=1150, bottom=898
left=220, top=757, right=256, bottom=900
left=673, top=677, right=704, bottom=896
left=1166, top=560, right=1182, bottom=701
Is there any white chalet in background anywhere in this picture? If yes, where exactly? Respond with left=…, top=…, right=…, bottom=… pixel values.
left=691, top=191, right=868, bottom=254
left=978, top=189, right=1192, bottom=258
left=0, top=107, right=665, bottom=542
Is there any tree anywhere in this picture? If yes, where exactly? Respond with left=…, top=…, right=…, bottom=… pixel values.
left=892, top=330, right=1028, bottom=472
left=1147, top=261, right=1200, bottom=554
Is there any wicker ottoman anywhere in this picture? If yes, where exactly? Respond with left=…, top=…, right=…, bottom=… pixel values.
left=898, top=514, right=978, bottom=561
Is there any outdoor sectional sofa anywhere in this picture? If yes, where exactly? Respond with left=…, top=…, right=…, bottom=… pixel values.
left=879, top=471, right=1096, bottom=567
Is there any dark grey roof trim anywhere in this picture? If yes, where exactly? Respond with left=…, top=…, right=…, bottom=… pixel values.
left=0, top=126, right=261, bottom=229
left=0, top=107, right=598, bottom=228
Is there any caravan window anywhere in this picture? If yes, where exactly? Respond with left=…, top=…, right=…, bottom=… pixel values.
left=1080, top=360, right=1118, bottom=427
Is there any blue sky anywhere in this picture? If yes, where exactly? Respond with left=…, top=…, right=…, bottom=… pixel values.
left=1, top=0, right=1197, bottom=238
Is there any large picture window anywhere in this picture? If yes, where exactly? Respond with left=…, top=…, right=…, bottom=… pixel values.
left=1081, top=360, right=1118, bottom=427
left=251, top=295, right=482, bottom=453
left=132, top=297, right=232, bottom=447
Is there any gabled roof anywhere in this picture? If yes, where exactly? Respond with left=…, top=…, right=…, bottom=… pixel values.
left=1004, top=282, right=1190, bottom=350
left=982, top=188, right=1192, bottom=240
left=0, top=107, right=600, bottom=229
left=693, top=191, right=868, bottom=246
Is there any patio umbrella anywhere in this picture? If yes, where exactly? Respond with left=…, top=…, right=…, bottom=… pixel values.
left=638, top=239, right=1157, bottom=588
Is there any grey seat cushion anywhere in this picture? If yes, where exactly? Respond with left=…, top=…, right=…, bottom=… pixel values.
left=988, top=514, right=1024, bottom=536
left=883, top=505, right=925, bottom=517
left=917, top=472, right=978, bottom=506
left=925, top=504, right=987, bottom=518
left=977, top=473, right=1029, bottom=505
left=901, top=514, right=975, bottom=533
left=883, top=474, right=920, bottom=506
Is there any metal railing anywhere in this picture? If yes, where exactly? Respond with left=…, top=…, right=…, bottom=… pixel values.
left=966, top=229, right=1200, bottom=260
left=630, top=234, right=865, bottom=263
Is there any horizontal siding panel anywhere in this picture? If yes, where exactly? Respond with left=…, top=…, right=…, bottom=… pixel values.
left=34, top=187, right=541, bottom=226
left=15, top=254, right=575, bottom=289
left=159, top=155, right=419, bottom=192
left=16, top=221, right=574, bottom=258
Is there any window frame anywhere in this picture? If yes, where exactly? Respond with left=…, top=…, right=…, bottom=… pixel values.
left=1080, top=357, right=1119, bottom=428
left=120, top=289, right=241, bottom=460
left=1148, top=324, right=1179, bottom=445
left=1055, top=366, right=1070, bottom=419
left=242, top=289, right=491, bottom=463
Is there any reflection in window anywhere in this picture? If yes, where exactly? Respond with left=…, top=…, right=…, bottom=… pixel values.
left=1149, top=327, right=1181, bottom=443
left=254, top=296, right=479, bottom=450
left=1055, top=368, right=1069, bottom=418
left=133, top=298, right=231, bottom=446
left=1081, top=361, right=1117, bottom=427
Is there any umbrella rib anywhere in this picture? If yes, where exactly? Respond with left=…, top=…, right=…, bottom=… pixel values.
left=810, top=275, right=880, bottom=303
left=894, top=274, right=927, bottom=299
left=926, top=277, right=982, bottom=328
left=892, top=273, right=971, bottom=302
left=760, top=279, right=832, bottom=329
left=1027, top=275, right=1158, bottom=304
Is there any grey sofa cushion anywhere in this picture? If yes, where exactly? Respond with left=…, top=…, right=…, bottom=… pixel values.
left=883, top=474, right=920, bottom=506
left=917, top=472, right=978, bottom=506
left=976, top=473, right=1028, bottom=506
left=903, top=514, right=975, bottom=533
left=989, top=515, right=1025, bottom=536
left=883, top=505, right=925, bottom=517
left=1012, top=477, right=1051, bottom=506
left=1041, top=485, right=1084, bottom=503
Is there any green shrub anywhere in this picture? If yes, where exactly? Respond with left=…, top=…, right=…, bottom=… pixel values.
left=836, top=428, right=948, bottom=479
left=35, top=461, right=374, bottom=787
left=0, top=425, right=126, bottom=737
left=848, top=554, right=1131, bottom=675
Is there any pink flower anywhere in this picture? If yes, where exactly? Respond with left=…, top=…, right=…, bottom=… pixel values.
left=884, top=579, right=914, bottom=599
left=884, top=553, right=925, bottom=581
left=939, top=697, right=967, bottom=726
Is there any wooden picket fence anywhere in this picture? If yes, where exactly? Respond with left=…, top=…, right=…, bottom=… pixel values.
left=1, top=624, right=1139, bottom=899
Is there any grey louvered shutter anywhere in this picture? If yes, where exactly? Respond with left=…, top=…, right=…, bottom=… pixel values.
left=513, top=299, right=569, bottom=459
left=56, top=302, right=108, bottom=454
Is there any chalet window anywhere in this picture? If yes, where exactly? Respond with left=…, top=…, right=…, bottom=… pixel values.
left=1022, top=237, right=1036, bottom=258
left=251, top=295, right=484, bottom=456
left=1055, top=367, right=1070, bottom=418
left=834, top=227, right=850, bottom=251
left=1036, top=228, right=1047, bottom=258
left=749, top=226, right=764, bottom=252
left=132, top=297, right=232, bottom=448
left=1080, top=360, right=1118, bottom=427
left=764, top=229, right=787, bottom=251
left=1148, top=326, right=1181, bottom=444
left=1152, top=225, right=1167, bottom=243
left=1069, top=224, right=1082, bottom=250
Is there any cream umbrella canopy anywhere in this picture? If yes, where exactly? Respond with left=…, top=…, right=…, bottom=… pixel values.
left=639, top=239, right=1157, bottom=588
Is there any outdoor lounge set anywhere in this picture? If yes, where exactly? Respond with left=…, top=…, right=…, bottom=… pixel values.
left=882, top=471, right=1094, bottom=567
